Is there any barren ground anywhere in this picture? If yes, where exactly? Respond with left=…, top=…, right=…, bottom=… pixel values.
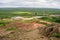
left=0, top=19, right=60, bottom=40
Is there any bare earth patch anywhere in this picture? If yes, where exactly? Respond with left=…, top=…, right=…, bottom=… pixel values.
left=0, top=20, right=60, bottom=40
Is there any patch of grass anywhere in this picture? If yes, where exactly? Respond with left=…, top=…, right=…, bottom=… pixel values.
left=23, top=16, right=32, bottom=18
left=5, top=27, right=15, bottom=31
left=0, top=22, right=6, bottom=27
left=52, top=33, right=60, bottom=38
left=0, top=19, right=12, bottom=27
left=0, top=24, right=5, bottom=27
left=0, top=21, right=10, bottom=27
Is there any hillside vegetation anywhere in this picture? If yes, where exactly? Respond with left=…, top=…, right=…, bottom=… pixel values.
left=0, top=8, right=60, bottom=18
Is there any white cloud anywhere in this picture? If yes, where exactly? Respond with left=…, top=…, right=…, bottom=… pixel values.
left=0, top=0, right=60, bottom=8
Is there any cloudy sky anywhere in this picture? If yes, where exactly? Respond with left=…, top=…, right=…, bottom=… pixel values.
left=0, top=0, right=60, bottom=8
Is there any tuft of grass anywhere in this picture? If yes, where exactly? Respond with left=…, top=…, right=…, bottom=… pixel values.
left=5, top=27, right=15, bottom=31
left=52, top=33, right=60, bottom=38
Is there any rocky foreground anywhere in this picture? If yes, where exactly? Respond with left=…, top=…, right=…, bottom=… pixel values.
left=0, top=20, right=60, bottom=40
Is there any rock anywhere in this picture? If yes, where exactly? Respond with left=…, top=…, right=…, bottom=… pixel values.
left=38, top=24, right=58, bottom=37
left=0, top=31, right=14, bottom=37
left=58, top=27, right=60, bottom=33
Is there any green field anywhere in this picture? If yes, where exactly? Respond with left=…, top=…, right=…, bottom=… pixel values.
left=0, top=8, right=60, bottom=18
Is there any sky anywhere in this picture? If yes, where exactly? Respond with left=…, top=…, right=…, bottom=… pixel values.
left=0, top=0, right=60, bottom=8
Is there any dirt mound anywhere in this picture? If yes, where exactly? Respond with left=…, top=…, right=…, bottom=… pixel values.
left=16, top=22, right=45, bottom=31
left=38, top=23, right=60, bottom=37
left=0, top=22, right=60, bottom=40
